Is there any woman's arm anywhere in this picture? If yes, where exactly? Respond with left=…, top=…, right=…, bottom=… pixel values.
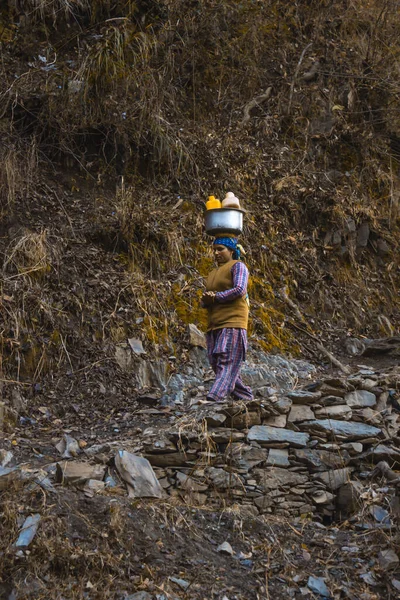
left=215, top=262, right=249, bottom=303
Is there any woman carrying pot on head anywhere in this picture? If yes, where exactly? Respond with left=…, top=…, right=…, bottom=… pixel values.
left=201, top=236, right=253, bottom=404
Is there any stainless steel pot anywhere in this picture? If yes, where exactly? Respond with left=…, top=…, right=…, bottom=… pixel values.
left=204, top=208, right=244, bottom=236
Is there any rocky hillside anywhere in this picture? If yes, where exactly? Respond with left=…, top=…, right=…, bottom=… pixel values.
left=0, top=0, right=400, bottom=384
left=1, top=3, right=400, bottom=598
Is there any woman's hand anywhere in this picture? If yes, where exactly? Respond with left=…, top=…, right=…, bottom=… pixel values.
left=201, top=291, right=216, bottom=307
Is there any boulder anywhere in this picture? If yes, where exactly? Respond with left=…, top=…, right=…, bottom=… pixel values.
left=248, top=426, right=309, bottom=448
left=114, top=451, right=163, bottom=499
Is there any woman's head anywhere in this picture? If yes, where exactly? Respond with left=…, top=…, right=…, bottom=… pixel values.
left=213, top=236, right=240, bottom=264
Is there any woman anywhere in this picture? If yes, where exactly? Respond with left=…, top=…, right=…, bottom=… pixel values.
left=201, top=236, right=253, bottom=404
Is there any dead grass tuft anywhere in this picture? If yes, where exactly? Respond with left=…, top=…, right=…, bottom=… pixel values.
left=3, top=229, right=54, bottom=280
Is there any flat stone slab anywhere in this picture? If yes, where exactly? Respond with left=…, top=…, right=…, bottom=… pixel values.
left=56, top=461, right=105, bottom=485
left=254, top=467, right=308, bottom=491
left=263, top=414, right=287, bottom=428
left=301, top=420, right=381, bottom=440
left=248, top=426, right=309, bottom=448
left=286, top=390, right=322, bottom=404
left=294, top=448, right=349, bottom=471
left=288, top=404, right=315, bottom=422
left=314, top=404, right=352, bottom=419
left=266, top=448, right=290, bottom=467
left=314, top=467, right=353, bottom=490
left=345, top=390, right=376, bottom=408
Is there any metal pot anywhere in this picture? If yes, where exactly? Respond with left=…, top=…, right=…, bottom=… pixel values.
left=204, top=208, right=244, bottom=236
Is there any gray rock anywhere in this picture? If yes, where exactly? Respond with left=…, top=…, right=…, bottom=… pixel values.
left=254, top=495, right=273, bottom=510
left=232, top=446, right=267, bottom=470
left=217, top=541, right=234, bottom=555
left=188, top=324, right=206, bottom=349
left=83, top=479, right=106, bottom=497
left=0, top=450, right=13, bottom=468
left=342, top=442, right=363, bottom=454
left=307, top=576, right=331, bottom=598
left=253, top=467, right=308, bottom=491
left=226, top=412, right=261, bottom=430
left=367, top=444, right=400, bottom=467
left=205, top=413, right=227, bottom=428
left=314, top=468, right=353, bottom=491
left=288, top=405, right=315, bottom=422
left=143, top=438, right=177, bottom=454
left=320, top=385, right=347, bottom=398
left=207, top=467, right=241, bottom=490
left=128, top=337, right=146, bottom=355
left=210, top=429, right=245, bottom=443
left=56, top=461, right=106, bottom=485
left=176, top=471, right=208, bottom=492
left=248, top=426, right=309, bottom=448
left=378, top=549, right=399, bottom=571
left=286, top=390, right=322, bottom=404
left=266, top=449, right=290, bottom=467
left=14, top=514, right=41, bottom=549
left=336, top=481, right=363, bottom=515
left=145, top=452, right=190, bottom=467
left=294, top=449, right=349, bottom=471
left=319, top=395, right=347, bottom=406
left=369, top=505, right=390, bottom=524
left=345, top=390, right=376, bottom=408
left=55, top=435, right=82, bottom=459
left=114, top=451, right=163, bottom=499
left=311, top=490, right=334, bottom=505
left=314, top=405, right=352, bottom=420
left=169, top=577, right=190, bottom=590
left=301, top=420, right=381, bottom=440
left=274, top=397, right=292, bottom=414
left=263, top=414, right=287, bottom=428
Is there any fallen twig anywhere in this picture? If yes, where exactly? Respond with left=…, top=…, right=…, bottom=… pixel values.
left=241, top=87, right=273, bottom=126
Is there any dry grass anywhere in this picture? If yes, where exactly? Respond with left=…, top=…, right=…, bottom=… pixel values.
left=3, top=230, right=53, bottom=279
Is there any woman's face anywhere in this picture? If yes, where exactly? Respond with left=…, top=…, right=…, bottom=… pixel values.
left=213, top=244, right=234, bottom=265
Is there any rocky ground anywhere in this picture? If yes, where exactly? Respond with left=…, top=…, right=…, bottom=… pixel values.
left=1, top=341, right=400, bottom=600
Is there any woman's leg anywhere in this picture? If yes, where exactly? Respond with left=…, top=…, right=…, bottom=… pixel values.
left=232, top=376, right=253, bottom=400
left=207, top=329, right=247, bottom=402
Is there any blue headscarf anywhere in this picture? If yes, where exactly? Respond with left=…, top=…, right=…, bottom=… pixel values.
left=213, top=236, right=241, bottom=260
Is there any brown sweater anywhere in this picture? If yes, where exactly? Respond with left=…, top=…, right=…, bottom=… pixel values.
left=205, top=260, right=249, bottom=331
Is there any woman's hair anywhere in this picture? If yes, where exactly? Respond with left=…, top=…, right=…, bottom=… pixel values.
left=213, top=236, right=241, bottom=260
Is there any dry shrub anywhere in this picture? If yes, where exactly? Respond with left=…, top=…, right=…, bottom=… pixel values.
left=3, top=229, right=53, bottom=279
left=0, top=140, right=37, bottom=216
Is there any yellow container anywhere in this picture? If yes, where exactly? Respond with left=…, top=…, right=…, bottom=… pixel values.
left=206, top=195, right=222, bottom=210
